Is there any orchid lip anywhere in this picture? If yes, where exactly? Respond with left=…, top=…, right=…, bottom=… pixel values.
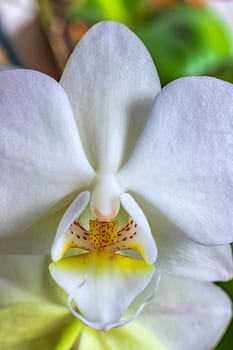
left=67, top=273, right=161, bottom=331
left=50, top=190, right=158, bottom=329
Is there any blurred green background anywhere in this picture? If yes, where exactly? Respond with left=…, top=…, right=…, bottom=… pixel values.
left=0, top=0, right=232, bottom=349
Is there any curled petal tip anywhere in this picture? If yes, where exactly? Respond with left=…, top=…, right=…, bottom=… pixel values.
left=120, top=193, right=158, bottom=265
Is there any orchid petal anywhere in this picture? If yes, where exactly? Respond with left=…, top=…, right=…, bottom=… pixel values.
left=119, top=77, right=233, bottom=244
left=0, top=303, right=76, bottom=350
left=78, top=322, right=164, bottom=350
left=60, top=21, right=160, bottom=172
left=156, top=233, right=233, bottom=282
left=51, top=191, right=91, bottom=261
left=0, top=255, right=65, bottom=307
left=139, top=275, right=232, bottom=350
left=0, top=69, right=94, bottom=253
left=0, top=204, right=66, bottom=255
left=133, top=196, right=233, bottom=281
left=49, top=252, right=154, bottom=331
left=120, top=193, right=157, bottom=264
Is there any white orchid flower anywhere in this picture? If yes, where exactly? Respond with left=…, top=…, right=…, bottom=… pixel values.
left=0, top=21, right=232, bottom=333
left=0, top=255, right=231, bottom=350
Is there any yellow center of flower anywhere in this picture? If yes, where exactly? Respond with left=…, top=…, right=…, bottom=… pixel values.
left=89, top=220, right=118, bottom=249
left=67, top=217, right=141, bottom=255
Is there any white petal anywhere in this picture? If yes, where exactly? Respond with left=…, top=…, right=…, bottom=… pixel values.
left=0, top=69, right=94, bottom=253
left=51, top=191, right=91, bottom=261
left=156, top=233, right=233, bottom=282
left=0, top=204, right=65, bottom=255
left=134, top=196, right=233, bottom=281
left=50, top=252, right=154, bottom=330
left=120, top=193, right=157, bottom=264
left=139, top=275, right=232, bottom=350
left=0, top=255, right=66, bottom=307
left=60, top=21, right=160, bottom=172
left=119, top=77, right=233, bottom=244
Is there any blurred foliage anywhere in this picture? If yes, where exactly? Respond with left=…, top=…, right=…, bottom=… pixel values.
left=68, top=0, right=147, bottom=27
left=136, top=6, right=233, bottom=85
left=67, top=1, right=233, bottom=86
